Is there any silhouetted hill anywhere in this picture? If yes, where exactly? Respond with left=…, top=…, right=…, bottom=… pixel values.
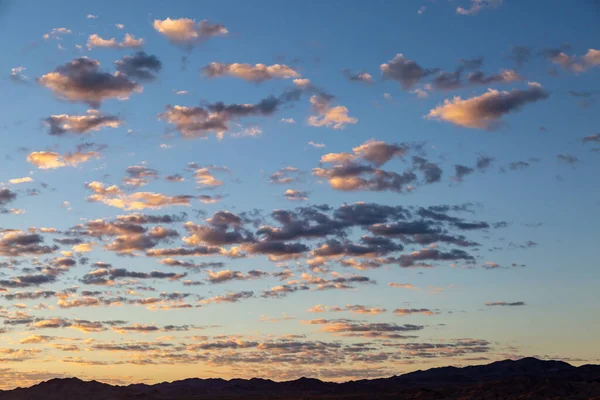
left=1, top=358, right=599, bottom=399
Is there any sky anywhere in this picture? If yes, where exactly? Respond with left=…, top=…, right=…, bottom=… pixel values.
left=0, top=0, right=598, bottom=389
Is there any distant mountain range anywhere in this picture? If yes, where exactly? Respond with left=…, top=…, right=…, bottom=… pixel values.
left=2, top=357, right=600, bottom=399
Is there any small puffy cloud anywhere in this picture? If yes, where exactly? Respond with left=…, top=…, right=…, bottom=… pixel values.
left=457, top=0, right=503, bottom=15
left=270, top=166, right=300, bottom=185
left=86, top=185, right=194, bottom=210
left=87, top=14, right=98, bottom=19
left=115, top=52, right=162, bottom=81
left=352, top=139, right=408, bottom=166
left=283, top=189, right=308, bottom=201
left=393, top=308, right=437, bottom=316
left=203, top=63, right=299, bottom=82
left=556, top=154, right=579, bottom=165
left=159, top=93, right=292, bottom=139
left=122, top=165, right=159, bottom=187
left=87, top=33, right=144, bottom=49
left=509, top=46, right=532, bottom=68
left=308, top=141, right=325, bottom=148
left=0, top=231, right=56, bottom=257
left=86, top=34, right=116, bottom=48
left=202, top=290, right=254, bottom=304
left=582, top=133, right=600, bottom=143
left=308, top=95, right=357, bottom=130
left=194, top=167, right=224, bottom=187
left=302, top=319, right=423, bottom=339
left=10, top=67, right=28, bottom=83
left=467, top=69, right=522, bottom=85
left=426, top=82, right=549, bottom=129
left=388, top=282, right=416, bottom=289
left=541, top=48, right=600, bottom=73
left=314, top=141, right=424, bottom=192
left=381, top=54, right=438, bottom=90
left=411, top=88, right=429, bottom=99
left=281, top=118, right=295, bottom=124
left=0, top=188, right=17, bottom=205
left=121, top=33, right=144, bottom=48
left=343, top=69, right=374, bottom=84
left=27, top=151, right=99, bottom=169
left=116, top=24, right=124, bottom=29
left=72, top=242, right=95, bottom=253
left=293, top=78, right=311, bottom=87
left=153, top=18, right=227, bottom=44
left=485, top=301, right=525, bottom=306
left=44, top=110, right=123, bottom=136
left=8, top=177, right=33, bottom=185
left=20, top=335, right=54, bottom=344
left=43, top=28, right=72, bottom=40
left=38, top=57, right=142, bottom=107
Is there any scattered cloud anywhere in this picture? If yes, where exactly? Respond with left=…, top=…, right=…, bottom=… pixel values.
left=153, top=18, right=227, bottom=45
left=203, top=63, right=299, bottom=82
left=427, top=82, right=549, bottom=129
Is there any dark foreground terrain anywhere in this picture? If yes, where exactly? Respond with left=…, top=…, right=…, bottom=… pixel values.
left=2, top=358, right=600, bottom=400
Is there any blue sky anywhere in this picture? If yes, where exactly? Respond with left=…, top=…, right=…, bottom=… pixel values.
left=0, top=0, right=598, bottom=388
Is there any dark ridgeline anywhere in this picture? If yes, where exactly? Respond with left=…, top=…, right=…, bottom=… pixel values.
left=1, top=358, right=600, bottom=399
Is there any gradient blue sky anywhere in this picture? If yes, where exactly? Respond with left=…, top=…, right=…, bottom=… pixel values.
left=0, top=0, right=598, bottom=388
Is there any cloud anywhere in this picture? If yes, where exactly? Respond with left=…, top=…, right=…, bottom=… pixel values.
left=44, top=110, right=123, bottom=135
left=0, top=188, right=17, bottom=205
left=159, top=91, right=297, bottom=139
left=194, top=167, right=225, bottom=187
left=467, top=69, right=522, bottom=85
left=388, top=282, right=416, bottom=289
left=19, top=335, right=53, bottom=344
left=115, top=52, right=162, bottom=82
left=39, top=57, right=142, bottom=107
left=283, top=189, right=308, bottom=201
left=311, top=305, right=387, bottom=315
left=314, top=140, right=434, bottom=192
left=303, top=319, right=423, bottom=339
left=201, top=290, right=254, bottom=304
left=10, top=67, right=28, bottom=83
left=308, top=141, right=325, bottom=148
left=453, top=164, right=475, bottom=182
left=26, top=150, right=99, bottom=169
left=205, top=269, right=267, bottom=284
left=85, top=182, right=194, bottom=210
left=307, top=95, right=358, bottom=130
left=427, top=82, right=549, bottom=129
left=582, top=133, right=600, bottom=143
left=203, top=63, right=299, bottom=82
left=509, top=160, right=531, bottom=171
left=153, top=18, right=227, bottom=44
left=485, top=301, right=525, bottom=306
left=42, top=27, right=72, bottom=40
left=343, top=69, right=373, bottom=84
left=509, top=46, right=532, bottom=68
left=122, top=165, right=159, bottom=187
left=393, top=308, right=437, bottom=316
left=8, top=176, right=33, bottom=187
left=457, top=0, right=503, bottom=15
left=556, top=154, right=579, bottom=165
left=86, top=33, right=144, bottom=49
left=541, top=48, right=600, bottom=73
left=352, top=139, right=409, bottom=166
left=392, top=248, right=475, bottom=268
left=381, top=54, right=438, bottom=90
left=269, top=166, right=300, bottom=185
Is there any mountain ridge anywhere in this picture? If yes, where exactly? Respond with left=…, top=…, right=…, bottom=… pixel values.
left=2, top=357, right=600, bottom=399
